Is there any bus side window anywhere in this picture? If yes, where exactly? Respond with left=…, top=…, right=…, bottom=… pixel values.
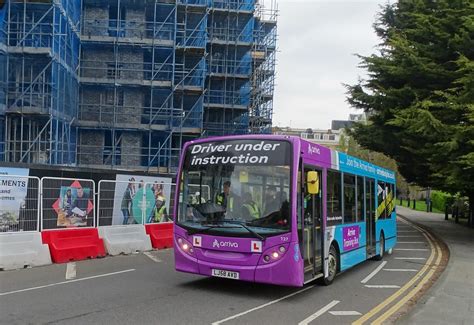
left=357, top=176, right=364, bottom=222
left=377, top=181, right=386, bottom=219
left=366, top=178, right=375, bottom=221
left=327, top=170, right=342, bottom=226
left=343, top=173, right=356, bottom=224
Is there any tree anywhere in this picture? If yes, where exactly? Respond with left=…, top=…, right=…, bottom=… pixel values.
left=346, top=0, right=474, bottom=225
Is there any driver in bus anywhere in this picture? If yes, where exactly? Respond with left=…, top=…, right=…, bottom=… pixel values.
left=241, top=192, right=261, bottom=221
left=216, top=181, right=240, bottom=216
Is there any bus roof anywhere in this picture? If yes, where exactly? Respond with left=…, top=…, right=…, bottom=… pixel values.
left=183, top=134, right=396, bottom=183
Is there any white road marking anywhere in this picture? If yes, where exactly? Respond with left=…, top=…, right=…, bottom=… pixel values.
left=361, top=261, right=387, bottom=284
left=212, top=285, right=315, bottom=325
left=398, top=235, right=423, bottom=238
left=65, top=262, right=77, bottom=280
left=298, top=300, right=340, bottom=325
left=365, top=285, right=401, bottom=289
left=329, top=310, right=362, bottom=316
left=383, top=268, right=418, bottom=272
left=395, top=248, right=429, bottom=251
left=397, top=241, right=425, bottom=244
left=144, top=251, right=162, bottom=263
left=0, top=269, right=136, bottom=296
left=395, top=257, right=426, bottom=260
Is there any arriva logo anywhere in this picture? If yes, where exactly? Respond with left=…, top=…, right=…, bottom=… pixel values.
left=308, top=144, right=321, bottom=155
left=212, top=239, right=239, bottom=249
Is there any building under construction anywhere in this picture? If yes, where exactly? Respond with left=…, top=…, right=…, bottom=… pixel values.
left=0, top=0, right=277, bottom=173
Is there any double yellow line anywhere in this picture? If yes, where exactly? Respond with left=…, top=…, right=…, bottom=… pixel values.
left=352, top=218, right=444, bottom=325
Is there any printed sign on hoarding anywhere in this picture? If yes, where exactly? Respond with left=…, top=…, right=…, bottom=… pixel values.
left=0, top=167, right=30, bottom=231
left=112, top=174, right=172, bottom=225
left=52, top=180, right=94, bottom=227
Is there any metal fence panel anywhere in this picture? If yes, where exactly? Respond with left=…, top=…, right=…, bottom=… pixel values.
left=41, top=177, right=96, bottom=230
left=98, top=181, right=176, bottom=226
left=97, top=180, right=136, bottom=226
left=0, top=175, right=40, bottom=232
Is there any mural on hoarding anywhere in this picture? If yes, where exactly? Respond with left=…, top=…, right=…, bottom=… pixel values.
left=112, top=174, right=172, bottom=225
left=52, top=180, right=94, bottom=227
left=0, top=167, right=30, bottom=231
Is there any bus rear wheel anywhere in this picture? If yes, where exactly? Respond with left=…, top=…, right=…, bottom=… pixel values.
left=374, top=233, right=385, bottom=261
left=320, top=245, right=338, bottom=286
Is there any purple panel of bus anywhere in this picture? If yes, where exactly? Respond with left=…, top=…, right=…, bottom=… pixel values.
left=173, top=135, right=397, bottom=287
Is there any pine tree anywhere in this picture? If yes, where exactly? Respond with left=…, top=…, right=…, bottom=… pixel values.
left=346, top=0, right=474, bottom=224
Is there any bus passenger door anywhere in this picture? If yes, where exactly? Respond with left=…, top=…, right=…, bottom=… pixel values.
left=303, top=166, right=323, bottom=281
left=366, top=178, right=376, bottom=256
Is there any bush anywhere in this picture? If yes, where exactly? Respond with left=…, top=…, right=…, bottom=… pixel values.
left=431, top=191, right=453, bottom=211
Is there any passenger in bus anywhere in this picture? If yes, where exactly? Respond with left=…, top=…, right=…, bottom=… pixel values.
left=216, top=181, right=240, bottom=215
left=241, top=192, right=261, bottom=221
left=264, top=186, right=280, bottom=215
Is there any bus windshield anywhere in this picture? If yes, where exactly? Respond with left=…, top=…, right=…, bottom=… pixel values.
left=177, top=139, right=292, bottom=238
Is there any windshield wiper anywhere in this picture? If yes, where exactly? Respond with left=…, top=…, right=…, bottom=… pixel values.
left=187, top=225, right=240, bottom=236
left=221, top=220, right=265, bottom=241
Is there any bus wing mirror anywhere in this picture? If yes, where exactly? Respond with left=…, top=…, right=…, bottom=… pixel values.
left=307, top=171, right=320, bottom=195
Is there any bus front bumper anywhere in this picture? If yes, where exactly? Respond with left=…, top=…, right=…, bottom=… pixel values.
left=175, top=243, right=304, bottom=287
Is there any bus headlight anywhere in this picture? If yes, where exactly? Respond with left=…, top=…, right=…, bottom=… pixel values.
left=176, top=236, right=194, bottom=256
left=260, top=244, right=289, bottom=264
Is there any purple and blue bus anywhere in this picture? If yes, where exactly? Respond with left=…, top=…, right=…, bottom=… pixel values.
left=173, top=135, right=396, bottom=287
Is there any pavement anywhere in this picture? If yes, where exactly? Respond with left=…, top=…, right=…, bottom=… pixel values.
left=397, top=206, right=474, bottom=325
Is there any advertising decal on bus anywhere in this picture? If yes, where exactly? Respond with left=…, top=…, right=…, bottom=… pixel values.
left=342, top=225, right=360, bottom=251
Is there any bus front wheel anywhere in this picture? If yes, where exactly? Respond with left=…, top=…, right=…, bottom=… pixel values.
left=374, top=233, right=385, bottom=261
left=321, top=245, right=338, bottom=286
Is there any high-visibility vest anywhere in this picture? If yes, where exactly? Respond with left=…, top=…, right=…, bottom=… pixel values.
left=216, top=193, right=233, bottom=211
left=154, top=205, right=166, bottom=222
left=243, top=202, right=260, bottom=219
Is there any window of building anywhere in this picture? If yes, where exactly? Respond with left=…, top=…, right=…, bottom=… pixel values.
left=327, top=170, right=342, bottom=226
left=329, top=135, right=335, bottom=141
left=103, top=130, right=121, bottom=165
left=105, top=89, right=124, bottom=106
left=343, top=173, right=356, bottom=223
left=107, top=63, right=123, bottom=79
left=357, top=176, right=364, bottom=221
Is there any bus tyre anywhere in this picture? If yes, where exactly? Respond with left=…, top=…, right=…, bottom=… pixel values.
left=374, top=233, right=385, bottom=261
left=321, top=245, right=338, bottom=286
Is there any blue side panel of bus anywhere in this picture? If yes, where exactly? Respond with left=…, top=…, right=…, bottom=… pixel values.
left=376, top=211, right=398, bottom=255
left=331, top=153, right=397, bottom=270
left=338, top=153, right=396, bottom=183
left=331, top=222, right=367, bottom=271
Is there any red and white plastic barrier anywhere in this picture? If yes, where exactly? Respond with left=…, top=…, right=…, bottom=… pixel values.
left=41, top=228, right=106, bottom=263
left=0, top=232, right=52, bottom=270
left=98, top=225, right=152, bottom=255
left=145, top=223, right=173, bottom=249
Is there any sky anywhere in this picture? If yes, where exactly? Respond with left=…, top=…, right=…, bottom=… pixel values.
left=272, top=0, right=387, bottom=129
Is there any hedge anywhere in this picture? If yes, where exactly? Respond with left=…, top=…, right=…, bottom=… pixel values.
left=431, top=191, right=453, bottom=211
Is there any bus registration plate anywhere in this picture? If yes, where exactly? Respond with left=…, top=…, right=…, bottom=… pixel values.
left=211, top=269, right=239, bottom=280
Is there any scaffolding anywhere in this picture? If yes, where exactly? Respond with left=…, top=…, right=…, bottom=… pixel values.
left=1, top=0, right=277, bottom=173
left=1, top=0, right=80, bottom=165
left=77, top=0, right=206, bottom=172
left=250, top=0, right=277, bottom=134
